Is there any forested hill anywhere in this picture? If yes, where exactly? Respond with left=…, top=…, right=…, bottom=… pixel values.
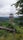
left=0, top=17, right=9, bottom=22
left=0, top=16, right=23, bottom=22
left=0, top=16, right=19, bottom=22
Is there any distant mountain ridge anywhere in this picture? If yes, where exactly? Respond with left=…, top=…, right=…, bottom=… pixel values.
left=0, top=16, right=23, bottom=22
left=0, top=17, right=9, bottom=22
left=0, top=16, right=19, bottom=22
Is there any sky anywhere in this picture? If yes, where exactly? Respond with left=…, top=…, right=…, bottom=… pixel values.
left=0, top=0, right=19, bottom=17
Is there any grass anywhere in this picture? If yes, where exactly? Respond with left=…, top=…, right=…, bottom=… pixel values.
left=0, top=33, right=23, bottom=40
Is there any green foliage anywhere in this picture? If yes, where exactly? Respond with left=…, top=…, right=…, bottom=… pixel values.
left=0, top=18, right=23, bottom=38
left=0, top=30, right=5, bottom=37
left=12, top=0, right=23, bottom=14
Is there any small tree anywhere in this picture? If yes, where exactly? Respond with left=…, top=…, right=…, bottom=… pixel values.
left=11, top=0, right=23, bottom=26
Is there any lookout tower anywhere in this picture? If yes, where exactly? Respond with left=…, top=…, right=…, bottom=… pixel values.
left=9, top=13, right=14, bottom=24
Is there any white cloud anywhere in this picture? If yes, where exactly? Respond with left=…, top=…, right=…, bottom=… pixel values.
left=0, top=0, right=18, bottom=16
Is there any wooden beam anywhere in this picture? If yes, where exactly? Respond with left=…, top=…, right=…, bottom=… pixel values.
left=0, top=26, right=15, bottom=32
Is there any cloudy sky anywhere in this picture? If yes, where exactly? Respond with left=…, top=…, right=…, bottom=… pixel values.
left=0, top=0, right=18, bottom=17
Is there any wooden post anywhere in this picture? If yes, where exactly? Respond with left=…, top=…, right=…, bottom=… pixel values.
left=13, top=29, right=15, bottom=40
